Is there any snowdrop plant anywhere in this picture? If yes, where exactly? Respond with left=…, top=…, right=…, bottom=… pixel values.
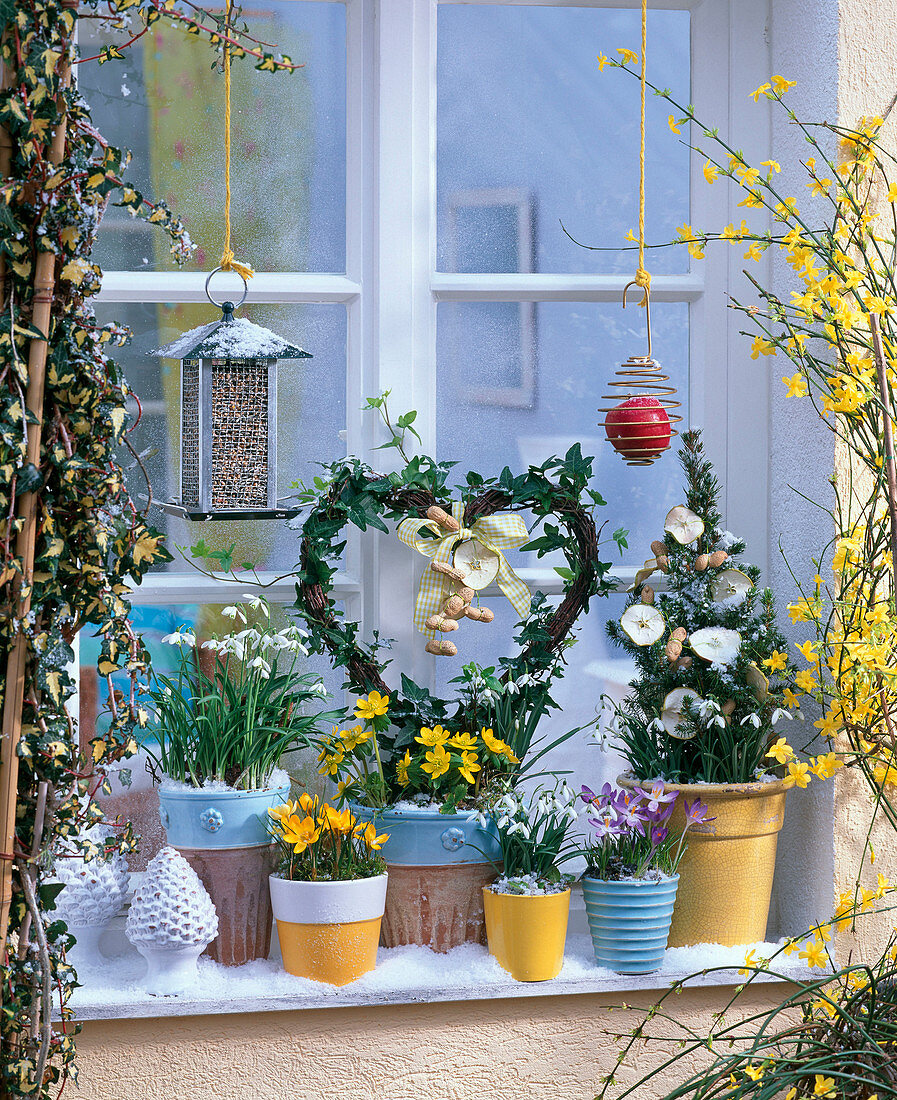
left=579, top=783, right=710, bottom=881
left=145, top=596, right=342, bottom=790
left=480, top=783, right=581, bottom=893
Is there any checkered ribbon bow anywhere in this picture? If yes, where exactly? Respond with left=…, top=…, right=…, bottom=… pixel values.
left=397, top=501, right=532, bottom=635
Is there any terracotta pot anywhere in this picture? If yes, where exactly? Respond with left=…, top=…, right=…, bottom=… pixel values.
left=179, top=844, right=277, bottom=966
left=269, top=873, right=387, bottom=985
left=352, top=805, right=501, bottom=952
left=482, top=887, right=571, bottom=981
left=618, top=775, right=788, bottom=947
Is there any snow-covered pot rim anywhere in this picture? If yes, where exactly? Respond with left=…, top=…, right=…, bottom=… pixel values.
left=481, top=885, right=571, bottom=904
left=350, top=803, right=502, bottom=866
left=159, top=783, right=290, bottom=849
left=617, top=773, right=789, bottom=800
left=580, top=873, right=680, bottom=889
left=269, top=872, right=388, bottom=925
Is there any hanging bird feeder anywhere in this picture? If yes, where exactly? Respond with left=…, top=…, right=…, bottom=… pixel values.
left=156, top=270, right=312, bottom=521
left=599, top=0, right=681, bottom=466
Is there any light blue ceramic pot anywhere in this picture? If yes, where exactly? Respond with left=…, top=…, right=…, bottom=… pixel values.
left=351, top=804, right=502, bottom=866
left=158, top=783, right=291, bottom=849
left=582, top=874, right=680, bottom=974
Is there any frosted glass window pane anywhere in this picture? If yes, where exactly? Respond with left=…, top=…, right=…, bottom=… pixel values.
left=93, top=301, right=347, bottom=571
left=437, top=6, right=690, bottom=274
left=81, top=3, right=346, bottom=273
left=436, top=300, right=688, bottom=555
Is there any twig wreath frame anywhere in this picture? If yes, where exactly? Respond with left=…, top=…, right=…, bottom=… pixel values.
left=293, top=441, right=621, bottom=750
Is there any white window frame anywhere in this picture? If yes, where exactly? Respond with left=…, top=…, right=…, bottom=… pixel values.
left=95, top=0, right=773, bottom=699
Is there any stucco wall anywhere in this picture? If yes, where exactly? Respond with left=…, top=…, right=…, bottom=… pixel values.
left=72, top=2, right=897, bottom=1098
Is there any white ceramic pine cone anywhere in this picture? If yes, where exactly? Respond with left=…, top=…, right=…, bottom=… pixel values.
left=126, top=847, right=218, bottom=949
left=51, top=850, right=130, bottom=928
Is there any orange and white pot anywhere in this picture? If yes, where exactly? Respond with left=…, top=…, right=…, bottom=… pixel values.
left=269, top=873, right=388, bottom=985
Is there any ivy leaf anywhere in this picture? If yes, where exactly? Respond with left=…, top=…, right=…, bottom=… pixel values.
left=15, top=463, right=43, bottom=494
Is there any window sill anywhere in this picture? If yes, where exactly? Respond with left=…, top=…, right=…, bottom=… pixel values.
left=66, top=930, right=812, bottom=1023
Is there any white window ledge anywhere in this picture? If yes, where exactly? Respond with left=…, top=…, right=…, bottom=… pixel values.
left=65, top=930, right=813, bottom=1023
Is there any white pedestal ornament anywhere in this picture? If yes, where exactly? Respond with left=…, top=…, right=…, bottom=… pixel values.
left=126, top=846, right=218, bottom=995
left=51, top=830, right=130, bottom=968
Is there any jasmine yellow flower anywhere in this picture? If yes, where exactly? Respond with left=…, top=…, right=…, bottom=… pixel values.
left=888, top=182, right=897, bottom=202
left=354, top=690, right=389, bottom=722
left=616, top=47, right=639, bottom=65
left=421, top=744, right=451, bottom=779
left=744, top=1064, right=765, bottom=1082
left=811, top=752, right=843, bottom=780
left=810, top=922, right=832, bottom=943
left=459, top=750, right=481, bottom=784
left=668, top=114, right=681, bottom=134
left=761, top=159, right=781, bottom=173
left=808, top=177, right=832, bottom=196
left=766, top=737, right=795, bottom=765
left=721, top=223, right=738, bottom=240
left=782, top=373, right=809, bottom=397
left=782, top=688, right=802, bottom=709
left=597, top=53, right=609, bottom=70
left=750, top=336, right=776, bottom=359
left=794, top=669, right=818, bottom=693
left=783, top=938, right=801, bottom=955
left=750, top=83, right=771, bottom=102
left=796, top=640, right=818, bottom=663
left=744, top=241, right=764, bottom=261
left=763, top=650, right=788, bottom=671
left=738, top=949, right=757, bottom=977
left=877, top=872, right=890, bottom=897
left=771, top=75, right=797, bottom=95
left=800, top=939, right=828, bottom=968
left=703, top=160, right=718, bottom=184
left=813, top=1075, right=836, bottom=1098
left=784, top=760, right=811, bottom=789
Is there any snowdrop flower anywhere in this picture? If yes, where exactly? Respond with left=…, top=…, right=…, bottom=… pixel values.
left=466, top=810, right=489, bottom=827
left=506, top=820, right=531, bottom=839
left=740, top=713, right=762, bottom=729
left=200, top=639, right=220, bottom=651
left=771, top=708, right=793, bottom=725
left=696, top=698, right=721, bottom=719
left=648, top=717, right=666, bottom=733
left=517, top=673, right=533, bottom=687
left=161, top=629, right=196, bottom=647
left=482, top=688, right=497, bottom=703
left=312, top=681, right=327, bottom=696
left=241, top=593, right=270, bottom=617
left=711, top=715, right=727, bottom=729
left=497, top=815, right=510, bottom=830
left=504, top=679, right=520, bottom=695
left=221, top=606, right=240, bottom=620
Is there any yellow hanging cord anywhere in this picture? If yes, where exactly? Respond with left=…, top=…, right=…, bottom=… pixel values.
left=633, top=0, right=650, bottom=306
left=220, top=0, right=255, bottom=282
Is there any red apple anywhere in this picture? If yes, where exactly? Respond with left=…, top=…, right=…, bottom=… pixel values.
left=604, top=396, right=672, bottom=461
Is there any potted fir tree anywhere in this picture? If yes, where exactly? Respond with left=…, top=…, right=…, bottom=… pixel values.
left=606, top=430, right=818, bottom=947
left=146, top=595, right=341, bottom=965
left=578, top=782, right=708, bottom=973
left=477, top=782, right=580, bottom=982
left=267, top=795, right=388, bottom=985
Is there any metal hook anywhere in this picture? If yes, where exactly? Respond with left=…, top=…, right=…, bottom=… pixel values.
left=622, top=279, right=653, bottom=361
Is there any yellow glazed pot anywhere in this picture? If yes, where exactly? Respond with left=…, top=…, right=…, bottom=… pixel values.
left=269, top=873, right=387, bottom=986
left=619, top=776, right=787, bottom=948
left=482, top=886, right=571, bottom=981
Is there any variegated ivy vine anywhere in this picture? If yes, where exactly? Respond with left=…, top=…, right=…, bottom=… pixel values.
left=0, top=2, right=295, bottom=1094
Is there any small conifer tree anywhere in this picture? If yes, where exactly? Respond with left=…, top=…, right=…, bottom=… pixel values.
left=606, top=429, right=797, bottom=784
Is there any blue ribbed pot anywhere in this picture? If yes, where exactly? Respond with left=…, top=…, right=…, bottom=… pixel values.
left=158, top=783, right=290, bottom=849
left=582, top=874, right=679, bottom=974
left=350, top=804, right=501, bottom=866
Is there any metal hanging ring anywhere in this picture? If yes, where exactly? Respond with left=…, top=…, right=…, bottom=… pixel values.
left=205, top=266, right=249, bottom=310
left=621, top=278, right=653, bottom=361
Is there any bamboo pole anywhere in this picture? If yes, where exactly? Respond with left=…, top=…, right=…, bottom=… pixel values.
left=0, top=47, right=73, bottom=954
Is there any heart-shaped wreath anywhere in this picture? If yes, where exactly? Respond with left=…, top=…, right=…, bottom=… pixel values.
left=293, top=443, right=619, bottom=751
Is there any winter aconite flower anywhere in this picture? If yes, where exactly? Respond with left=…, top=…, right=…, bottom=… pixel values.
left=354, top=690, right=389, bottom=722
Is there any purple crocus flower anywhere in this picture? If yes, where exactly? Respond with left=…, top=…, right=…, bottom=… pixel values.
left=684, top=797, right=714, bottom=827
left=650, top=825, right=669, bottom=847
left=589, top=813, right=622, bottom=841
left=639, top=783, right=678, bottom=815
left=616, top=803, right=647, bottom=836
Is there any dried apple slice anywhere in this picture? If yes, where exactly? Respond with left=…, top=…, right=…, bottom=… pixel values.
left=689, top=627, right=742, bottom=666
left=664, top=506, right=705, bottom=545
left=627, top=558, right=659, bottom=591
left=620, top=603, right=666, bottom=646
left=745, top=662, right=769, bottom=700
left=711, top=568, right=754, bottom=606
left=661, top=687, right=705, bottom=739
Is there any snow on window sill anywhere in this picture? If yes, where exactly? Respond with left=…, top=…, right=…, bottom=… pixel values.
left=65, top=889, right=813, bottom=1023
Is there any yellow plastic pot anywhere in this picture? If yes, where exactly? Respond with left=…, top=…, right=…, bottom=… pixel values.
left=269, top=873, right=387, bottom=986
left=482, top=886, right=570, bottom=981
left=619, top=776, right=787, bottom=947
